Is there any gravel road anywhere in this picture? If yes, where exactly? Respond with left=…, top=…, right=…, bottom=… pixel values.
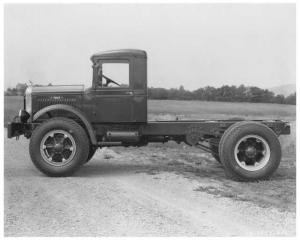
left=4, top=132, right=296, bottom=237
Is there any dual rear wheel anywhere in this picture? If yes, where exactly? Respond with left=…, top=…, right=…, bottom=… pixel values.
left=211, top=121, right=281, bottom=181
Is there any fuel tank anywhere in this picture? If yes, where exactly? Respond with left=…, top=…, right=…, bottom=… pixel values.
left=106, top=131, right=140, bottom=142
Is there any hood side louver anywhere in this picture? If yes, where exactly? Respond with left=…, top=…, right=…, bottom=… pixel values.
left=37, top=96, right=78, bottom=109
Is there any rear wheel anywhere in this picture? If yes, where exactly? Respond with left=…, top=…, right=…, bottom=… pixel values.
left=29, top=117, right=89, bottom=176
left=219, top=121, right=281, bottom=181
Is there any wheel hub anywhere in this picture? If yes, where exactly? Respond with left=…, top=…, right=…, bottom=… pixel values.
left=40, top=130, right=76, bottom=166
left=234, top=135, right=271, bottom=171
left=245, top=146, right=257, bottom=158
left=54, top=143, right=64, bottom=153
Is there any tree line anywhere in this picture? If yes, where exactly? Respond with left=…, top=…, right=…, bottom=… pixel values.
left=148, top=85, right=296, bottom=105
left=5, top=83, right=296, bottom=105
left=5, top=83, right=51, bottom=96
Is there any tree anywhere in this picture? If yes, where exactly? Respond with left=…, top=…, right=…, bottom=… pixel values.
left=284, top=93, right=296, bottom=105
left=273, top=94, right=285, bottom=104
left=16, top=83, right=28, bottom=96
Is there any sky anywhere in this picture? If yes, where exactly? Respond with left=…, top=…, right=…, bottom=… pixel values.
left=4, top=4, right=296, bottom=90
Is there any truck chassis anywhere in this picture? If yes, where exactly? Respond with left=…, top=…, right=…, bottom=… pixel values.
left=7, top=49, right=291, bottom=181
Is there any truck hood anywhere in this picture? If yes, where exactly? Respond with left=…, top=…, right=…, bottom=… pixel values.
left=30, top=85, right=84, bottom=94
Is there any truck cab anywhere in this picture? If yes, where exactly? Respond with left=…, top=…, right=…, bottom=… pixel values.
left=87, top=49, right=147, bottom=123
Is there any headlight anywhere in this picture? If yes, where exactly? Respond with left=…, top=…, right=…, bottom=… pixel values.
left=25, top=86, right=32, bottom=115
left=18, top=109, right=30, bottom=122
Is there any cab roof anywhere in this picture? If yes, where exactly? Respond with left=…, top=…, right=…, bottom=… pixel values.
left=91, top=49, right=147, bottom=63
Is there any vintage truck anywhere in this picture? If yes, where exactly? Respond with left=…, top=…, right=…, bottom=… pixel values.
left=7, top=49, right=290, bottom=181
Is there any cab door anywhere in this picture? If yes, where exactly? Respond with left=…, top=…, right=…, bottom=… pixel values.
left=92, top=61, right=134, bottom=123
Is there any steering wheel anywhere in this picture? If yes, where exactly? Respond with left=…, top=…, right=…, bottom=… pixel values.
left=102, top=74, right=121, bottom=87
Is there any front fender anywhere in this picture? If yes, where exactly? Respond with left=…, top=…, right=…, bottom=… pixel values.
left=32, top=104, right=97, bottom=145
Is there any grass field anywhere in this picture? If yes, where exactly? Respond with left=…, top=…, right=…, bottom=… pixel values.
left=148, top=99, right=295, bottom=121
left=4, top=96, right=296, bottom=123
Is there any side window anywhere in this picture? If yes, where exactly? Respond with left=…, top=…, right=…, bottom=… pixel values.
left=102, top=63, right=129, bottom=88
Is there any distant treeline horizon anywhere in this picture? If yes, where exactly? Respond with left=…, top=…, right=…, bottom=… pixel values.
left=5, top=83, right=296, bottom=105
left=148, top=85, right=296, bottom=105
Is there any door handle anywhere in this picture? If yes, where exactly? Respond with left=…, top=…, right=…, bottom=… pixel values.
left=127, top=91, right=133, bottom=95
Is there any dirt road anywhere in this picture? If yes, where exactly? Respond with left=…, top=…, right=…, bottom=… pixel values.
left=4, top=132, right=296, bottom=237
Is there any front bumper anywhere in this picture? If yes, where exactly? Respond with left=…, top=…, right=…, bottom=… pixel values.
left=7, top=109, right=31, bottom=138
left=7, top=121, right=31, bottom=138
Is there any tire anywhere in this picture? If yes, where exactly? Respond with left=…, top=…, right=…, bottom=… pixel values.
left=29, top=117, right=89, bottom=177
left=219, top=121, right=281, bottom=181
left=85, top=146, right=97, bottom=163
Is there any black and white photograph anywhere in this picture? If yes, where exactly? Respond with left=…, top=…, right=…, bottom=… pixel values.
left=2, top=1, right=297, bottom=237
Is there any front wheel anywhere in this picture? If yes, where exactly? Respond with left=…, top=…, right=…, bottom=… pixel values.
left=219, top=121, right=281, bottom=181
left=29, top=117, right=89, bottom=176
left=85, top=146, right=97, bottom=163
